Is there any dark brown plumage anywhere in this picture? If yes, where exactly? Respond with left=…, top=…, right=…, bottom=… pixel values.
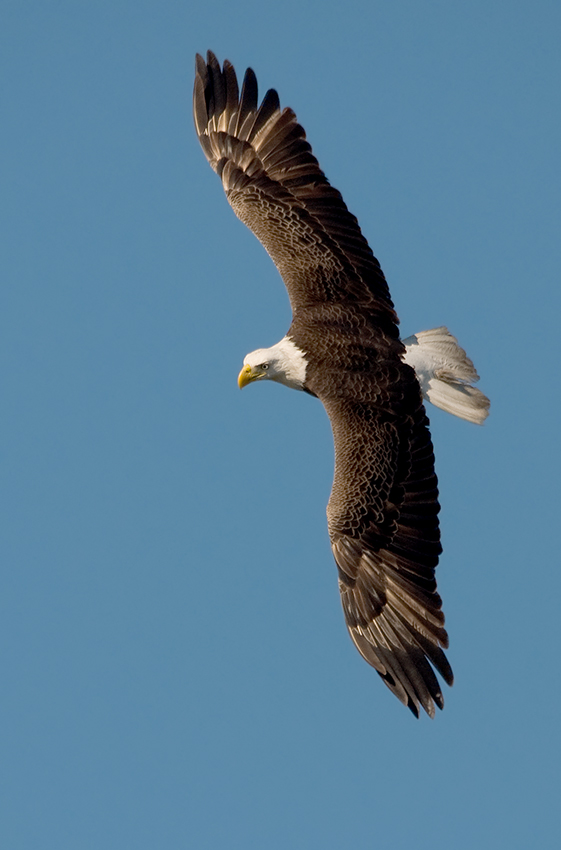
left=194, top=51, right=454, bottom=717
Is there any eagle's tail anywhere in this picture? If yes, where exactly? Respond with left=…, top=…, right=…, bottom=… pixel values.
left=401, top=327, right=490, bottom=425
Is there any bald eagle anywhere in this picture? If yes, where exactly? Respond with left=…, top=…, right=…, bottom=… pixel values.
left=194, top=52, right=489, bottom=717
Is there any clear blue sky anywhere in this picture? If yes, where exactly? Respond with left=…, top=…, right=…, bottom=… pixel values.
left=2, top=1, right=560, bottom=848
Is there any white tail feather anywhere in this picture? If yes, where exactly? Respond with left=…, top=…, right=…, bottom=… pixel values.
left=402, top=327, right=490, bottom=425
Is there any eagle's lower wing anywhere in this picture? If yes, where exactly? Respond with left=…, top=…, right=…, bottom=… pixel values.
left=193, top=52, right=397, bottom=330
left=324, top=397, right=453, bottom=718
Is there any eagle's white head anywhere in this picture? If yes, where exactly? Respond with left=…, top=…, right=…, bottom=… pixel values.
left=238, top=336, right=308, bottom=391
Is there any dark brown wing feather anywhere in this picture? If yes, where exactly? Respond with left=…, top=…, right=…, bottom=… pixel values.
left=194, top=51, right=397, bottom=330
left=324, top=390, right=452, bottom=718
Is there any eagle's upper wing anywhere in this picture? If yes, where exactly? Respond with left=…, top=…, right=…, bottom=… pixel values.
left=193, top=52, right=398, bottom=332
left=324, top=394, right=453, bottom=718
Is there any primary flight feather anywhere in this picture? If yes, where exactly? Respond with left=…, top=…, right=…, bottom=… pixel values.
left=193, top=51, right=489, bottom=717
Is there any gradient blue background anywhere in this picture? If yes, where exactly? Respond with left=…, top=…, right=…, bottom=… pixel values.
left=2, top=1, right=560, bottom=847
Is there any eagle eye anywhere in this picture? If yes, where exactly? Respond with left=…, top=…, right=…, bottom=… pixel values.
left=260, top=363, right=269, bottom=370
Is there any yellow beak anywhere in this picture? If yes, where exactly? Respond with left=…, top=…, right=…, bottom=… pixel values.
left=238, top=364, right=254, bottom=389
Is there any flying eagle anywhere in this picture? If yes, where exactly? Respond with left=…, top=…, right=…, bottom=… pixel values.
left=193, top=52, right=489, bottom=717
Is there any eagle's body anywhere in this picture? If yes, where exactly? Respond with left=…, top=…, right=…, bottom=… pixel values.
left=194, top=52, right=489, bottom=717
